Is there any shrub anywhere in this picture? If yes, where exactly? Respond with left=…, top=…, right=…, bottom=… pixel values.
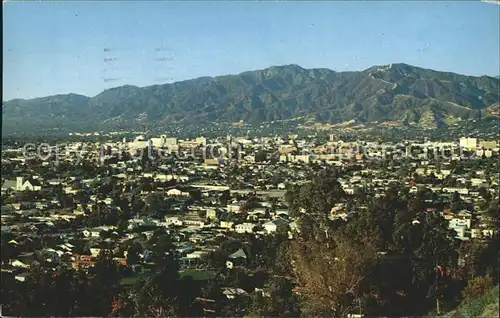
left=461, top=275, right=493, bottom=302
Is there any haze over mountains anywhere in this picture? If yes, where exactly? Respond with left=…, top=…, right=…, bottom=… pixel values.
left=3, top=63, right=499, bottom=133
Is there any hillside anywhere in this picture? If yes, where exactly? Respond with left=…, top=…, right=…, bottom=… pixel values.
left=2, top=63, right=499, bottom=133
left=442, top=285, right=499, bottom=318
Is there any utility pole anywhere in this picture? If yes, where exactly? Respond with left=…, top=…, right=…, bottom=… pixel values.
left=358, top=296, right=362, bottom=316
left=436, top=262, right=441, bottom=316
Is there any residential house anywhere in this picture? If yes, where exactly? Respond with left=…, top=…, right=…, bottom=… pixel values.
left=72, top=254, right=97, bottom=270
left=442, top=187, right=469, bottom=195
left=90, top=248, right=101, bottom=258
left=206, top=208, right=218, bottom=220
left=164, top=216, right=183, bottom=227
left=227, top=202, right=244, bottom=213
left=166, top=188, right=190, bottom=197
left=222, top=288, right=249, bottom=300
left=1, top=180, right=18, bottom=193
left=220, top=220, right=234, bottom=230
left=10, top=259, right=30, bottom=269
left=16, top=177, right=42, bottom=191
left=263, top=218, right=290, bottom=234
left=235, top=223, right=256, bottom=234
left=15, top=272, right=33, bottom=282
left=82, top=226, right=115, bottom=238
left=226, top=248, right=247, bottom=269
left=275, top=209, right=289, bottom=217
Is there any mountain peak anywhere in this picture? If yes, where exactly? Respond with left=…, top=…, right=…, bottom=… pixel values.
left=264, top=64, right=306, bottom=72
left=365, top=62, right=415, bottom=73
left=285, top=63, right=305, bottom=70
left=3, top=63, right=499, bottom=133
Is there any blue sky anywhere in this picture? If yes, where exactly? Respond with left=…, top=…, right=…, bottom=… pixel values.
left=3, top=1, right=499, bottom=100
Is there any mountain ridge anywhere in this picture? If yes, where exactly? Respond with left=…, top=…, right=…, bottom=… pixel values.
left=3, top=63, right=499, bottom=133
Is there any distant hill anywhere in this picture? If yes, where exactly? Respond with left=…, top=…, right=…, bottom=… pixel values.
left=2, top=63, right=499, bottom=133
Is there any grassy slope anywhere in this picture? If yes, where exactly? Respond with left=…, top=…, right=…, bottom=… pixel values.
left=443, top=285, right=499, bottom=317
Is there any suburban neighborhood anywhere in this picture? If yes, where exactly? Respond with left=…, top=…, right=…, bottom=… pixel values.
left=1, top=132, right=498, bottom=316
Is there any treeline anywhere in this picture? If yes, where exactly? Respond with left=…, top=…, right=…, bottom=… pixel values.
left=279, top=169, right=499, bottom=316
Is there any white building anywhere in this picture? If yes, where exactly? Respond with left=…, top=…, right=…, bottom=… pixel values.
left=442, top=187, right=469, bottom=195
left=220, top=221, right=234, bottom=229
left=453, top=226, right=468, bottom=240
left=459, top=137, right=477, bottom=150
left=186, top=250, right=209, bottom=259
left=15, top=272, right=32, bottom=282
left=206, top=208, right=218, bottom=220
left=129, top=136, right=149, bottom=151
left=449, top=217, right=472, bottom=229
left=166, top=188, right=190, bottom=197
left=263, top=218, right=290, bottom=234
left=195, top=137, right=207, bottom=146
left=165, top=137, right=178, bottom=147
left=291, top=155, right=311, bottom=164
left=478, top=140, right=497, bottom=150
left=16, top=177, right=42, bottom=192
left=227, top=203, right=243, bottom=213
left=475, top=149, right=493, bottom=158
left=235, top=223, right=256, bottom=234
left=82, top=229, right=102, bottom=238
left=90, top=248, right=101, bottom=258
left=164, top=216, right=183, bottom=226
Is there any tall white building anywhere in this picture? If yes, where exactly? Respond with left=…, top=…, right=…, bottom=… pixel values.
left=129, top=135, right=149, bottom=151
left=459, top=137, right=477, bottom=150
left=196, top=137, right=207, bottom=146
left=165, top=137, right=178, bottom=147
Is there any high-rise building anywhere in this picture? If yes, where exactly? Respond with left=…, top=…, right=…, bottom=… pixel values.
left=478, top=140, right=497, bottom=150
left=459, top=137, right=477, bottom=150
left=196, top=137, right=207, bottom=146
left=165, top=137, right=178, bottom=146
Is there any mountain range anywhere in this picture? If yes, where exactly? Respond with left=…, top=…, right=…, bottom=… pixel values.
left=2, top=63, right=499, bottom=133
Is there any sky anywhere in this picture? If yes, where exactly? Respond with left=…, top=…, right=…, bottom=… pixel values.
left=3, top=1, right=500, bottom=101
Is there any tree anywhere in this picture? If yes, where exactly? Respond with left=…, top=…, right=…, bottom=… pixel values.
left=401, top=213, right=458, bottom=314
left=197, top=210, right=207, bottom=219
left=189, top=190, right=202, bottom=201
left=255, top=150, right=268, bottom=163
left=249, top=276, right=300, bottom=317
left=290, top=231, right=377, bottom=316
left=151, top=234, right=175, bottom=267
left=457, top=240, right=490, bottom=282
left=461, top=275, right=494, bottom=302
left=140, top=147, right=152, bottom=167
left=129, top=275, right=179, bottom=318
left=127, top=242, right=143, bottom=265
left=117, top=219, right=129, bottom=233
left=274, top=241, right=292, bottom=275
left=477, top=187, right=491, bottom=202
left=70, top=250, right=123, bottom=316
left=450, top=191, right=463, bottom=212
left=484, top=199, right=499, bottom=230
left=125, top=237, right=182, bottom=317
left=220, top=190, right=231, bottom=206
left=288, top=168, right=344, bottom=218
left=286, top=169, right=345, bottom=254
left=240, top=195, right=259, bottom=213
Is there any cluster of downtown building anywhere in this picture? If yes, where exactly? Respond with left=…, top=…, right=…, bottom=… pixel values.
left=20, top=133, right=499, bottom=166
